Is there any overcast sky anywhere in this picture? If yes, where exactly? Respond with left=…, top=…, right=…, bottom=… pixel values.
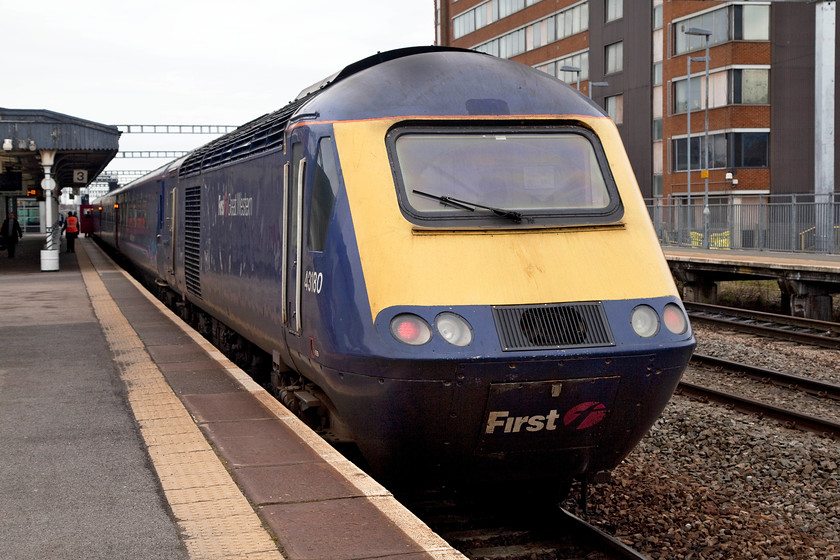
left=4, top=0, right=435, bottom=173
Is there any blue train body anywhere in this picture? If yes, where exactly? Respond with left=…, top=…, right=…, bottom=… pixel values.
left=94, top=47, right=695, bottom=487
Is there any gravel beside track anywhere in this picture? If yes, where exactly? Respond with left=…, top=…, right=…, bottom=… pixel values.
left=567, top=324, right=840, bottom=560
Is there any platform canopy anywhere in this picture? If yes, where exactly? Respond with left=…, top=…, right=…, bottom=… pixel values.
left=0, top=108, right=120, bottom=196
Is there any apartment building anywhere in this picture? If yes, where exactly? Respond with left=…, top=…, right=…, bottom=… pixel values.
left=435, top=0, right=838, bottom=202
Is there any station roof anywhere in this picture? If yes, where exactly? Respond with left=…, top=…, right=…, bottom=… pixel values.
left=0, top=108, right=120, bottom=194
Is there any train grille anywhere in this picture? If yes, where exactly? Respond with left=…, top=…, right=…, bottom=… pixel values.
left=184, top=185, right=202, bottom=297
left=492, top=302, right=614, bottom=351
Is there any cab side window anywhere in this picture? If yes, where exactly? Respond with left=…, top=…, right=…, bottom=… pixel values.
left=308, top=137, right=340, bottom=252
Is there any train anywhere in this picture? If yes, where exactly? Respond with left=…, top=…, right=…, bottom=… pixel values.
left=93, top=46, right=695, bottom=492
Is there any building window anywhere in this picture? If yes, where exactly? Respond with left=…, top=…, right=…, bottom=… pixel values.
left=673, top=4, right=769, bottom=56
left=653, top=4, right=663, bottom=30
left=536, top=51, right=590, bottom=83
left=474, top=2, right=589, bottom=59
left=739, top=5, right=770, bottom=41
left=653, top=174, right=664, bottom=197
left=498, top=29, right=526, bottom=58
left=672, top=134, right=727, bottom=172
left=453, top=9, right=475, bottom=39
left=672, top=132, right=768, bottom=172
left=606, top=0, right=622, bottom=22
left=606, top=94, right=624, bottom=124
left=453, top=1, right=493, bottom=39
left=557, top=2, right=588, bottom=39
left=674, top=69, right=768, bottom=113
left=605, top=41, right=623, bottom=74
left=673, top=77, right=702, bottom=114
left=731, top=132, right=769, bottom=168
left=498, top=0, right=526, bottom=19
left=653, top=118, right=663, bottom=141
left=653, top=62, right=662, bottom=86
left=673, top=136, right=700, bottom=172
left=730, top=69, right=769, bottom=104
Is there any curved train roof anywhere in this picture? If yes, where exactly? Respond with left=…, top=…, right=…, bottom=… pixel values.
left=178, top=47, right=604, bottom=179
left=305, top=47, right=604, bottom=121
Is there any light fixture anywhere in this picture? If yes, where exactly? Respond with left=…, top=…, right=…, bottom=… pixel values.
left=2, top=139, right=12, bottom=151
left=560, top=65, right=582, bottom=91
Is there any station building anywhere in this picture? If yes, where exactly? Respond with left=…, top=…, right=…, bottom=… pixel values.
left=435, top=0, right=840, bottom=205
left=1, top=108, right=119, bottom=233
left=1, top=108, right=120, bottom=269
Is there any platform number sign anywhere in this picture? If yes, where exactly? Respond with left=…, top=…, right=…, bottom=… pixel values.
left=73, top=169, right=88, bottom=184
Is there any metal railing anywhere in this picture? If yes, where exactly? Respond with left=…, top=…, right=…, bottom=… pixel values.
left=646, top=194, right=840, bottom=254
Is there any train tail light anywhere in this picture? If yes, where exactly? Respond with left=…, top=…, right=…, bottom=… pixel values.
left=390, top=314, right=432, bottom=345
left=663, top=303, right=689, bottom=335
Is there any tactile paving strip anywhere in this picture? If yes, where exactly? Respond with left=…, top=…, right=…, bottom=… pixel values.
left=76, top=245, right=284, bottom=560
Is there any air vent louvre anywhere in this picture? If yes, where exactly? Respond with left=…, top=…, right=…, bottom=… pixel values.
left=492, top=302, right=614, bottom=351
left=184, top=185, right=202, bottom=298
left=179, top=98, right=308, bottom=178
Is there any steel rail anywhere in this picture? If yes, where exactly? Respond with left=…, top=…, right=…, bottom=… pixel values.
left=686, top=303, right=840, bottom=350
left=686, top=302, right=840, bottom=334
left=677, top=381, right=840, bottom=438
left=691, top=353, right=840, bottom=399
left=558, top=507, right=652, bottom=560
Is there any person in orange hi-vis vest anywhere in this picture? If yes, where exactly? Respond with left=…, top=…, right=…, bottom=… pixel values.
left=62, top=211, right=79, bottom=253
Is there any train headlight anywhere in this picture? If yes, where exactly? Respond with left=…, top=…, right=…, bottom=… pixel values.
left=435, top=313, right=473, bottom=347
left=663, top=303, right=688, bottom=335
left=390, top=314, right=432, bottom=345
left=631, top=305, right=659, bottom=338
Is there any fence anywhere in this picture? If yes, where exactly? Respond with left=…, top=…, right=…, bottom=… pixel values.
left=646, top=194, right=840, bottom=254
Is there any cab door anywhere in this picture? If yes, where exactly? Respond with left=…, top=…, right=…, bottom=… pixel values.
left=283, top=141, right=305, bottom=340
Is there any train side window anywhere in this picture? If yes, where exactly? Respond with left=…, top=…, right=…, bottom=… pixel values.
left=308, top=137, right=340, bottom=252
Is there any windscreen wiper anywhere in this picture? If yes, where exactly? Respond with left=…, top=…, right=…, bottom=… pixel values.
left=412, top=190, right=523, bottom=224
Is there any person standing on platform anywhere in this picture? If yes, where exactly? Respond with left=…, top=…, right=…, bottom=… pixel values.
left=63, top=211, right=79, bottom=253
left=1, top=212, right=23, bottom=259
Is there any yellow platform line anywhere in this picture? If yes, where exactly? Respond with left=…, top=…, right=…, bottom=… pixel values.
left=75, top=243, right=284, bottom=560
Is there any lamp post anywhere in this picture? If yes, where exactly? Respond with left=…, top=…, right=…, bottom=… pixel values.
left=685, top=53, right=692, bottom=245
left=560, top=65, right=581, bottom=91
left=589, top=81, right=609, bottom=100
left=686, top=27, right=712, bottom=248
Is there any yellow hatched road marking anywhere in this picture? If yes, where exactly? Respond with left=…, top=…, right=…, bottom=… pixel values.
left=76, top=244, right=284, bottom=560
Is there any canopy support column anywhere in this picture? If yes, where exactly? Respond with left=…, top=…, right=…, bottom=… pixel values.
left=40, top=150, right=59, bottom=271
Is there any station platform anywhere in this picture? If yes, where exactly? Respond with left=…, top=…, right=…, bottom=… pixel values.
left=663, top=246, right=840, bottom=274
left=0, top=236, right=464, bottom=560
left=662, top=247, right=840, bottom=320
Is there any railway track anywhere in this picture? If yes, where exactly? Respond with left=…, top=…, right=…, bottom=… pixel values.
left=685, top=302, right=840, bottom=349
left=682, top=353, right=840, bottom=438
left=398, top=488, right=653, bottom=560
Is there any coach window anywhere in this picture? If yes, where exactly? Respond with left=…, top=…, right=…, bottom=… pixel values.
left=308, top=137, right=340, bottom=252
